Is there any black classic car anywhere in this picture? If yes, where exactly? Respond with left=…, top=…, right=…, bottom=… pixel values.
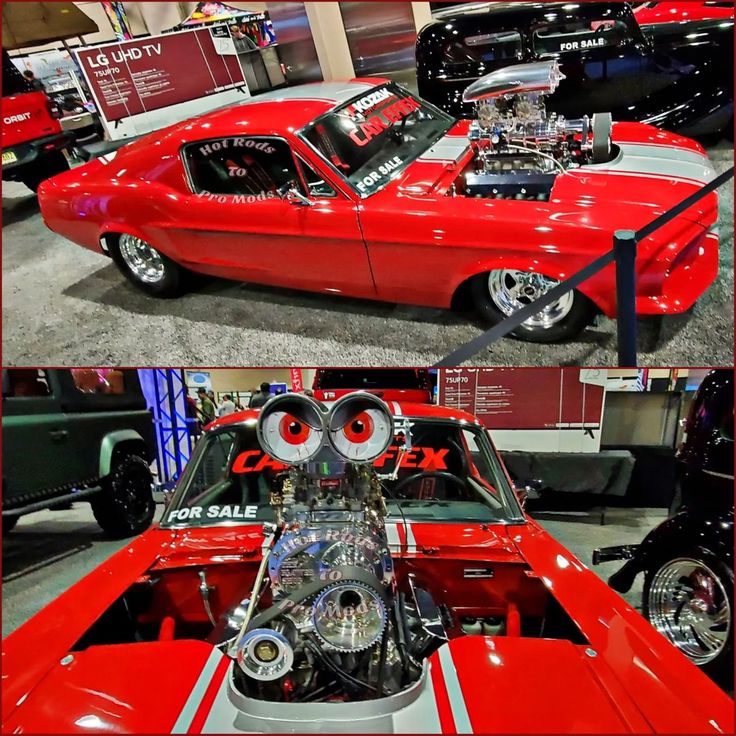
left=594, top=369, right=734, bottom=687
left=416, top=1, right=734, bottom=137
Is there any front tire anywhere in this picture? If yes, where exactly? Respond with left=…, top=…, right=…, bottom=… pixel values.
left=110, top=233, right=187, bottom=298
left=643, top=549, right=733, bottom=688
left=91, top=454, right=155, bottom=538
left=470, top=270, right=595, bottom=342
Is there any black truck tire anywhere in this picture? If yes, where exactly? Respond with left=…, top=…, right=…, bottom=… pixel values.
left=2, top=516, right=18, bottom=535
left=91, top=454, right=154, bottom=538
left=21, top=150, right=70, bottom=192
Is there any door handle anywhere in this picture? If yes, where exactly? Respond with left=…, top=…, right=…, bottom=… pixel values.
left=49, top=429, right=68, bottom=442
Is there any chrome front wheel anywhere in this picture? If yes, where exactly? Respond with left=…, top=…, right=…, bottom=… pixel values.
left=647, top=557, right=731, bottom=665
left=118, top=234, right=166, bottom=284
left=487, top=270, right=574, bottom=329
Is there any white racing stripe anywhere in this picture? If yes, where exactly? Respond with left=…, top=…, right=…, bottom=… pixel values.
left=171, top=647, right=224, bottom=733
left=436, top=645, right=473, bottom=733
left=385, top=522, right=402, bottom=553
left=405, top=523, right=418, bottom=554
left=417, top=136, right=469, bottom=163
left=584, top=143, right=715, bottom=185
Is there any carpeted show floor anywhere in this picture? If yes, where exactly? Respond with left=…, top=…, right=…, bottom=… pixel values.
left=2, top=141, right=733, bottom=367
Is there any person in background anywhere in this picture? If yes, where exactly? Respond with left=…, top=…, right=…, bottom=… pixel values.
left=218, top=393, right=236, bottom=417
left=197, top=387, right=216, bottom=426
left=249, top=382, right=271, bottom=408
left=207, top=390, right=218, bottom=411
left=22, top=69, right=45, bottom=92
left=186, top=394, right=201, bottom=440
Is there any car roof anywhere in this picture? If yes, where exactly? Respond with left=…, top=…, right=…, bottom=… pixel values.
left=208, top=400, right=481, bottom=432
left=128, top=78, right=388, bottom=151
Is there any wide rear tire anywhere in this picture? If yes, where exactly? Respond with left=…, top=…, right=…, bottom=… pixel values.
left=109, top=234, right=188, bottom=298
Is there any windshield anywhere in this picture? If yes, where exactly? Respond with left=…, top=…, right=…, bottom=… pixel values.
left=163, top=418, right=521, bottom=527
left=300, top=83, right=455, bottom=197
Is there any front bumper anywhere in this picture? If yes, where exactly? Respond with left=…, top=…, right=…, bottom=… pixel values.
left=635, top=229, right=719, bottom=315
left=2, top=131, right=74, bottom=173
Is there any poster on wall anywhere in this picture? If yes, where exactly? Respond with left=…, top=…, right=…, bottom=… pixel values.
left=290, top=368, right=303, bottom=393
left=74, top=26, right=246, bottom=124
left=438, top=368, right=604, bottom=430
left=185, top=370, right=212, bottom=394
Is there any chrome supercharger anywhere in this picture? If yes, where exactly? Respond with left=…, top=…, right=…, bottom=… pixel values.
left=214, top=392, right=446, bottom=705
left=457, top=59, right=613, bottom=201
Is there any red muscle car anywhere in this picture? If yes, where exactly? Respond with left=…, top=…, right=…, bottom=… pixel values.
left=38, top=63, right=719, bottom=342
left=2, top=393, right=732, bottom=733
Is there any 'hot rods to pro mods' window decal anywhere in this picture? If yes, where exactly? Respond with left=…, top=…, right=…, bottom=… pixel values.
left=302, top=83, right=454, bottom=197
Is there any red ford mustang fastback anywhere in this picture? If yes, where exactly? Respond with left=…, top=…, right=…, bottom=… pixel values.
left=2, top=393, right=732, bottom=733
left=38, top=65, right=719, bottom=342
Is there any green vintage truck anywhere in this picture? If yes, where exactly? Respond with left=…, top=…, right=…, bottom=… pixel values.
left=2, top=369, right=156, bottom=537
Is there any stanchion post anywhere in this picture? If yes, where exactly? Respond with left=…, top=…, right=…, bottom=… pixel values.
left=613, top=229, right=638, bottom=367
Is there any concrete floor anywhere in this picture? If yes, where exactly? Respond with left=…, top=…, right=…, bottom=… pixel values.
left=1, top=502, right=664, bottom=636
left=1, top=141, right=732, bottom=367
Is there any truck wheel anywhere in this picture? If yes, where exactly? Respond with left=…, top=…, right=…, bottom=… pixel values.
left=110, top=234, right=188, bottom=298
left=21, top=151, right=70, bottom=192
left=471, top=270, right=595, bottom=342
left=2, top=516, right=18, bottom=535
left=92, top=454, right=154, bottom=538
left=643, top=549, right=733, bottom=689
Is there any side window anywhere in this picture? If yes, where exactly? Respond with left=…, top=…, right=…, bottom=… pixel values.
left=297, top=156, right=336, bottom=198
left=442, top=31, right=523, bottom=68
left=184, top=137, right=300, bottom=197
left=2, top=369, right=51, bottom=397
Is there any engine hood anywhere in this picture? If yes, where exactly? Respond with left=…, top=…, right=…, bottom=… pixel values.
left=0, top=636, right=678, bottom=733
left=550, top=122, right=718, bottom=229
left=1, top=640, right=224, bottom=734
left=391, top=120, right=717, bottom=231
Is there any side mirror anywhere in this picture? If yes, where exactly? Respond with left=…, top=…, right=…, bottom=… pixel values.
left=162, top=487, right=175, bottom=509
left=513, top=478, right=543, bottom=508
left=277, top=181, right=314, bottom=207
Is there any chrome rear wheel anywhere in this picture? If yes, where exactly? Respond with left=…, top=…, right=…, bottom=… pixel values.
left=118, top=234, right=166, bottom=284
left=648, top=557, right=731, bottom=665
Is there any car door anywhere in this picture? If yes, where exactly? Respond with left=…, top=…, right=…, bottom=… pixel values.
left=173, top=135, right=376, bottom=299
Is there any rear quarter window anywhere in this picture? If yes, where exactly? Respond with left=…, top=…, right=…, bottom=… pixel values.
left=183, top=136, right=300, bottom=197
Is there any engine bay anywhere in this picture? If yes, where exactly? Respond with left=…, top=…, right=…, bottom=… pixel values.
left=71, top=393, right=587, bottom=706
left=453, top=60, right=614, bottom=201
